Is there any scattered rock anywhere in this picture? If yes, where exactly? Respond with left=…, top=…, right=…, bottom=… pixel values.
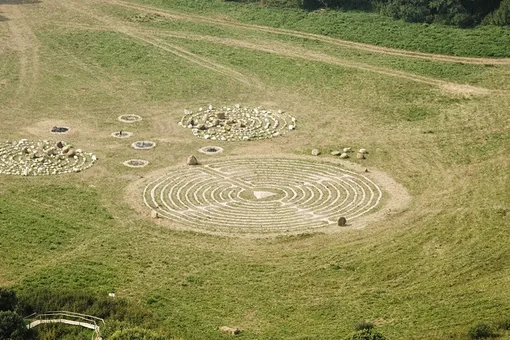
left=311, top=149, right=320, bottom=156
left=187, top=155, right=199, bottom=165
left=219, top=326, right=241, bottom=336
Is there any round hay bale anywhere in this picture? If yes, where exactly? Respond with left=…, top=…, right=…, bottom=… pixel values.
left=150, top=210, right=159, bottom=219
left=187, top=155, right=199, bottom=165
left=311, top=149, right=320, bottom=156
left=338, top=216, right=347, bottom=226
left=331, top=151, right=341, bottom=156
left=359, top=148, right=368, bottom=154
left=340, top=153, right=349, bottom=159
left=343, top=147, right=352, bottom=153
left=356, top=152, right=365, bottom=160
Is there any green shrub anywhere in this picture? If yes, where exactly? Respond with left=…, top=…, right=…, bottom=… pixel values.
left=468, top=323, right=497, bottom=339
left=354, top=321, right=374, bottom=331
left=0, top=310, right=34, bottom=340
left=0, top=288, right=17, bottom=312
left=345, top=328, right=386, bottom=340
left=109, top=327, right=167, bottom=340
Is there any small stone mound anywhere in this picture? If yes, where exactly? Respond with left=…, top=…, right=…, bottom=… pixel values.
left=118, top=114, right=142, bottom=123
left=187, top=155, right=198, bottom=165
left=219, top=326, right=241, bottom=336
left=311, top=149, right=320, bottom=156
left=111, top=131, right=133, bottom=138
left=51, top=126, right=69, bottom=134
left=131, top=141, right=155, bottom=150
left=123, top=159, right=149, bottom=168
left=199, top=146, right=224, bottom=155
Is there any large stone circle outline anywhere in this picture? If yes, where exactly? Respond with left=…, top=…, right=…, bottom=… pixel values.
left=0, top=140, right=97, bottom=176
left=142, top=157, right=386, bottom=235
left=179, top=105, right=297, bottom=141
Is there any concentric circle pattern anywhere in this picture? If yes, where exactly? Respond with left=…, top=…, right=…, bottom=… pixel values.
left=0, top=140, right=96, bottom=176
left=179, top=105, right=296, bottom=141
left=144, top=158, right=383, bottom=234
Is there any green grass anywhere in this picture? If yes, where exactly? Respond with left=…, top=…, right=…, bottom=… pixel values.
left=129, top=0, right=510, bottom=57
left=1, top=1, right=510, bottom=339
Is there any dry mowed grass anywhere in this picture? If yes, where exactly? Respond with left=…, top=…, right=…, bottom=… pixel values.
left=0, top=0, right=509, bottom=339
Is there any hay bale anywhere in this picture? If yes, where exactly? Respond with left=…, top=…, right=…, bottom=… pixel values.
left=340, top=153, right=349, bottom=159
left=219, top=326, right=241, bottom=335
left=356, top=152, right=365, bottom=160
left=187, top=155, right=199, bottom=165
left=359, top=148, right=368, bottom=154
left=150, top=210, right=159, bottom=219
left=343, top=147, right=352, bottom=153
left=331, top=150, right=341, bottom=156
left=311, top=149, right=320, bottom=156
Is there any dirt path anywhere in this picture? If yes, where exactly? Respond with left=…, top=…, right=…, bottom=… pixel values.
left=52, top=0, right=261, bottom=88
left=1, top=3, right=40, bottom=112
left=111, top=0, right=510, bottom=66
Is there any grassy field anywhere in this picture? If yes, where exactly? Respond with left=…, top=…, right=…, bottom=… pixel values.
left=1, top=0, right=510, bottom=339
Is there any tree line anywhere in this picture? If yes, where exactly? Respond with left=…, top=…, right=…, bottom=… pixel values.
left=230, top=0, right=510, bottom=26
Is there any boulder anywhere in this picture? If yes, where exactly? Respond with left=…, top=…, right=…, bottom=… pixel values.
left=187, top=155, right=198, bottom=165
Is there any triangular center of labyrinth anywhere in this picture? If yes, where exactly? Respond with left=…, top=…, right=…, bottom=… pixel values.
left=253, top=191, right=277, bottom=199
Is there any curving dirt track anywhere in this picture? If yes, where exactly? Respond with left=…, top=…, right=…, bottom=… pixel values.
left=111, top=0, right=510, bottom=66
left=44, top=0, right=493, bottom=95
left=1, top=3, right=40, bottom=112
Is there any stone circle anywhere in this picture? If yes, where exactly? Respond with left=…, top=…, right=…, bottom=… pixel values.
left=51, top=126, right=69, bottom=134
left=143, top=157, right=384, bottom=235
left=118, top=114, right=142, bottom=123
left=111, top=131, right=133, bottom=138
left=131, top=141, right=155, bottom=150
left=178, top=105, right=297, bottom=141
left=123, top=159, right=149, bottom=168
left=199, top=146, right=224, bottom=155
left=0, top=139, right=96, bottom=176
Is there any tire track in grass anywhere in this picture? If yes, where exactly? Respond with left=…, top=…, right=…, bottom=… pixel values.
left=1, top=3, right=40, bottom=113
left=54, top=0, right=261, bottom=88
left=112, top=0, right=510, bottom=66
left=103, top=0, right=492, bottom=95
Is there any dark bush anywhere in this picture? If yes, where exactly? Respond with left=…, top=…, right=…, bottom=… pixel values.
left=354, top=321, right=374, bottom=331
left=345, top=328, right=386, bottom=340
left=0, top=310, right=34, bottom=340
left=468, top=323, right=497, bottom=339
left=0, top=288, right=17, bottom=312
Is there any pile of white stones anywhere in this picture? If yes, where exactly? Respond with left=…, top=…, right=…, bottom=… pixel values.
left=0, top=139, right=97, bottom=176
left=178, top=105, right=297, bottom=141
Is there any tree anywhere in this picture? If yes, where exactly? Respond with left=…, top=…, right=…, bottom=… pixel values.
left=0, top=288, right=17, bottom=312
left=0, top=311, right=32, bottom=340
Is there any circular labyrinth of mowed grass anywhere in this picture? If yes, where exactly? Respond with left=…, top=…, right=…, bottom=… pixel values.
left=0, top=140, right=96, bottom=176
left=143, top=158, right=383, bottom=234
left=179, top=105, right=296, bottom=141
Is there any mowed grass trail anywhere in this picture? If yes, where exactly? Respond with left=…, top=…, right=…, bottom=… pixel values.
left=0, top=0, right=509, bottom=338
